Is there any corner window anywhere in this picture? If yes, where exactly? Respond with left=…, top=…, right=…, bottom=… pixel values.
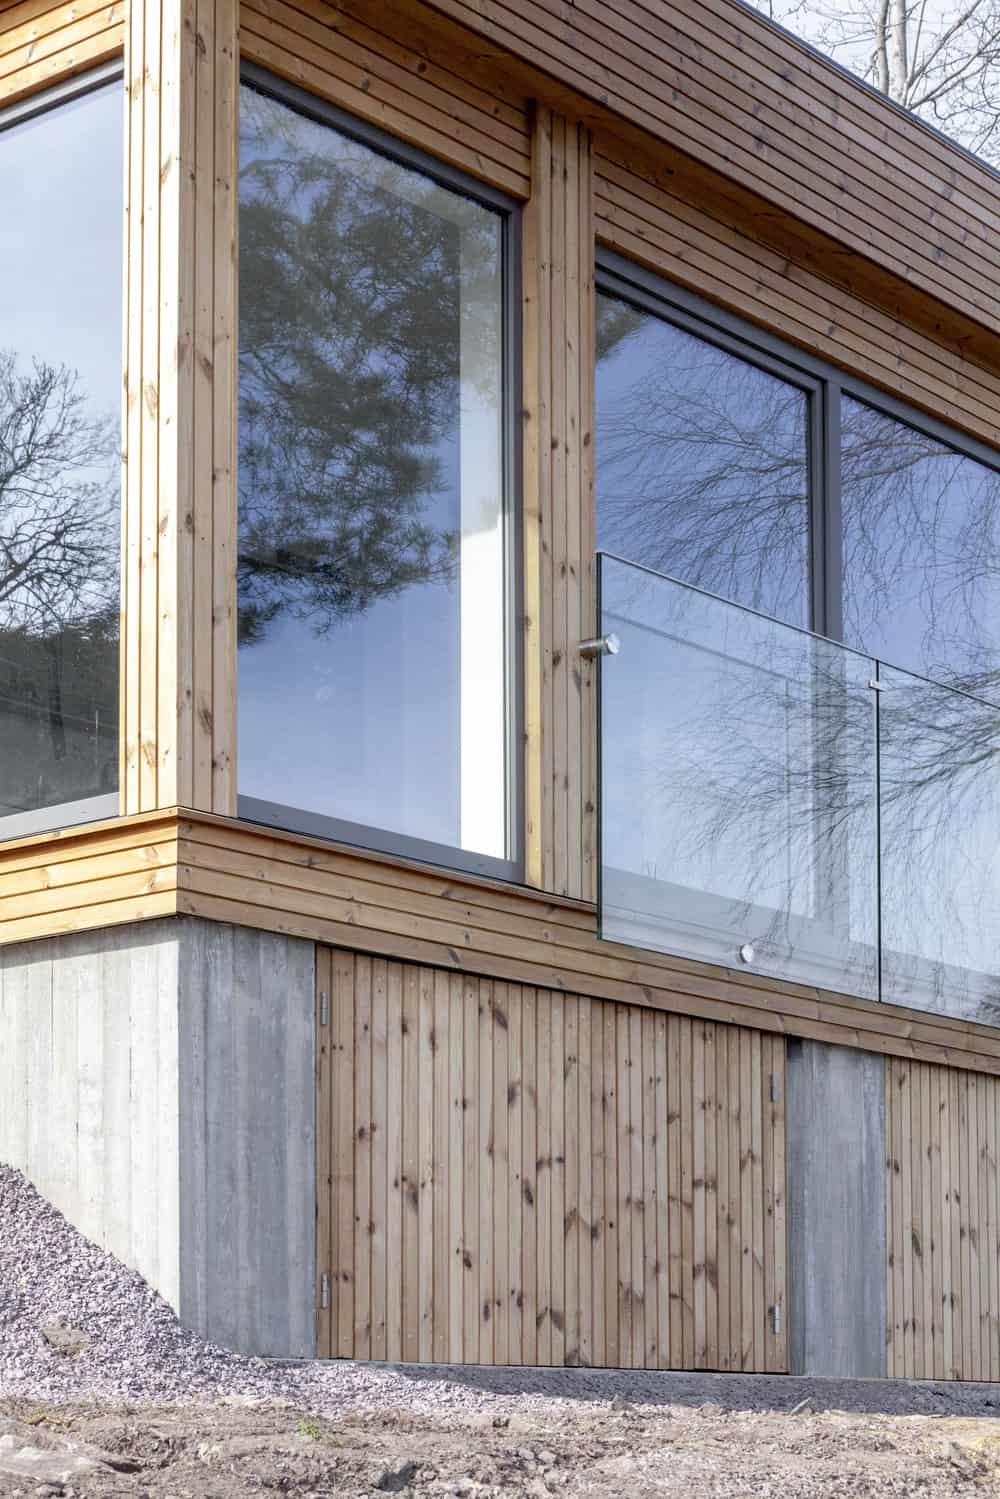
left=237, top=76, right=517, bottom=878
left=0, top=76, right=122, bottom=838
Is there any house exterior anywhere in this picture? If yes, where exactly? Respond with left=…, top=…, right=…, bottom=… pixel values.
left=2, top=0, right=1000, bottom=1381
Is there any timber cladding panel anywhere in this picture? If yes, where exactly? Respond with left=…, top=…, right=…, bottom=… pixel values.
left=0, top=0, right=123, bottom=105
left=239, top=0, right=531, bottom=198
left=422, top=0, right=1000, bottom=339
left=123, top=0, right=239, bottom=820
left=316, top=946, right=787, bottom=1370
left=593, top=145, right=1000, bottom=455
left=886, top=1057, right=1000, bottom=1383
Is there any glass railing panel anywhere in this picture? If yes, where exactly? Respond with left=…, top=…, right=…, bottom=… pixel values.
left=878, top=664, right=1000, bottom=1025
left=599, top=554, right=880, bottom=999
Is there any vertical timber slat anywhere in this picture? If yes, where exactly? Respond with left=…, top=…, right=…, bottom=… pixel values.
left=123, top=0, right=237, bottom=818
left=315, top=949, right=787, bottom=1369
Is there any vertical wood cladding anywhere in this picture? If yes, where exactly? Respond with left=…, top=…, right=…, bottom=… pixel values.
left=0, top=0, right=124, bottom=105
left=523, top=105, right=596, bottom=900
left=887, top=1057, right=1000, bottom=1382
left=122, top=0, right=238, bottom=816
left=316, top=947, right=788, bottom=1371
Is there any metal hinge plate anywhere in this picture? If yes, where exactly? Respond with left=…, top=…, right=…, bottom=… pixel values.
left=321, top=1272, right=330, bottom=1310
left=319, top=990, right=329, bottom=1026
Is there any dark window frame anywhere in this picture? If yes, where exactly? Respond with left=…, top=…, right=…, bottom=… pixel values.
left=237, top=64, right=525, bottom=885
left=0, top=64, right=124, bottom=841
left=597, top=246, right=1000, bottom=651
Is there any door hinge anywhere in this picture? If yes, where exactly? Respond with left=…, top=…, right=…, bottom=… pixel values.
left=320, top=1272, right=330, bottom=1310
left=771, top=1302, right=782, bottom=1335
left=769, top=1072, right=779, bottom=1103
left=319, top=990, right=329, bottom=1026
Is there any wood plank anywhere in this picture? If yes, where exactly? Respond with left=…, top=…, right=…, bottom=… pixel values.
left=370, top=959, right=389, bottom=1361
left=479, top=980, right=495, bottom=1364
left=564, top=994, right=580, bottom=1364
left=385, top=962, right=404, bottom=1362
left=492, top=983, right=510, bottom=1365
left=432, top=969, right=451, bottom=1363
left=315, top=946, right=333, bottom=1357
left=536, top=986, right=553, bottom=1363
left=577, top=995, right=593, bottom=1366
left=354, top=956, right=373, bottom=1360
left=417, top=967, right=435, bottom=1363
left=448, top=973, right=465, bottom=1362
left=521, top=987, right=539, bottom=1366
left=507, top=983, right=524, bottom=1364
left=333, top=951, right=356, bottom=1358
left=462, top=976, right=480, bottom=1364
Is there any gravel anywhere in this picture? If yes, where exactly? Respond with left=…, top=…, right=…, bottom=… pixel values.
left=6, top=1161, right=1000, bottom=1424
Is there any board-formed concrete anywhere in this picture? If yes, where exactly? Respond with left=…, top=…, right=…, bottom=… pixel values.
left=0, top=917, right=316, bottom=1358
left=786, top=1038, right=886, bottom=1378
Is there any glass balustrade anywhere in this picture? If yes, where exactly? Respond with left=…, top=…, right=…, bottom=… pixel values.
left=598, top=552, right=1000, bottom=1022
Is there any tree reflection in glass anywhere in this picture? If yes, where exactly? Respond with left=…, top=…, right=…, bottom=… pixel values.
left=595, top=296, right=1000, bottom=1023
left=0, top=85, right=121, bottom=829
left=238, top=85, right=508, bottom=861
left=595, top=292, right=811, bottom=628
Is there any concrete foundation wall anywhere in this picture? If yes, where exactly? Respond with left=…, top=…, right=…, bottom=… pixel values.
left=0, top=916, right=316, bottom=1359
left=786, top=1038, right=886, bottom=1378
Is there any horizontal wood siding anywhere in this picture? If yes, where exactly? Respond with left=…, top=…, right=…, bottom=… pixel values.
left=421, top=0, right=1000, bottom=341
left=594, top=146, right=1000, bottom=454
left=0, top=0, right=123, bottom=105
left=175, top=812, right=1000, bottom=1079
left=0, top=812, right=178, bottom=947
left=239, top=0, right=531, bottom=198
left=887, top=1057, right=1000, bottom=1382
left=523, top=105, right=596, bottom=898
left=316, top=946, right=787, bottom=1369
left=123, top=0, right=238, bottom=818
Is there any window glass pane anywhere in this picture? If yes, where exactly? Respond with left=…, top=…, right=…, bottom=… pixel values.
left=238, top=86, right=509, bottom=862
left=595, top=291, right=811, bottom=626
left=0, top=85, right=122, bottom=832
left=842, top=395, right=1000, bottom=689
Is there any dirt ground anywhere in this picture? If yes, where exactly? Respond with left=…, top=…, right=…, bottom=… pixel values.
left=7, top=1384, right=1000, bottom=1498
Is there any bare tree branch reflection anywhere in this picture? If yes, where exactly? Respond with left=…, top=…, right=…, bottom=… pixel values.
left=0, top=352, right=119, bottom=812
left=596, top=300, right=1000, bottom=1019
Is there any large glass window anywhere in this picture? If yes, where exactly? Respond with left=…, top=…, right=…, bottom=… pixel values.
left=0, top=79, right=122, bottom=836
left=237, top=82, right=514, bottom=874
left=595, top=290, right=811, bottom=627
left=841, top=395, right=1000, bottom=691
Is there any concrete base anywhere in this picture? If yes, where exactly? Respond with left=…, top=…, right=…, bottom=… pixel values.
left=786, top=1038, right=886, bottom=1377
left=0, top=916, right=316, bottom=1358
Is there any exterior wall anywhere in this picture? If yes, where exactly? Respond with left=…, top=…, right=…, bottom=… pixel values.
left=886, top=1057, right=1000, bottom=1382
left=0, top=920, right=182, bottom=1304
left=786, top=1041, right=886, bottom=1378
left=317, top=946, right=788, bottom=1371
left=0, top=916, right=316, bottom=1358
